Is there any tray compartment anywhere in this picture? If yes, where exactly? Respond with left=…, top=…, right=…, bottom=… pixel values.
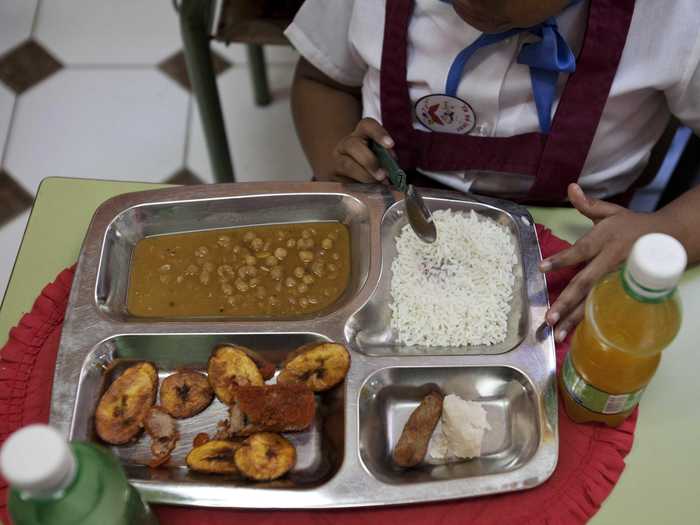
left=358, top=365, right=540, bottom=485
left=96, top=192, right=371, bottom=322
left=70, top=333, right=345, bottom=489
left=346, top=198, right=529, bottom=356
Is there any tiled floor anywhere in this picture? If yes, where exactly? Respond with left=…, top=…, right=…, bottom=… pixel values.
left=0, top=0, right=308, bottom=300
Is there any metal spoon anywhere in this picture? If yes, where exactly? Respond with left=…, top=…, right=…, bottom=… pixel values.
left=369, top=141, right=437, bottom=244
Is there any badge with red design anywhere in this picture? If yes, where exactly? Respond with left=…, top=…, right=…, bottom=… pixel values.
left=414, top=94, right=476, bottom=135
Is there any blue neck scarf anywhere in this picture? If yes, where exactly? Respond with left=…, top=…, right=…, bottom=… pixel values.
left=439, top=0, right=582, bottom=133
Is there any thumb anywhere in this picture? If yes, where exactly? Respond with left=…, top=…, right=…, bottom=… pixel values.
left=568, top=183, right=625, bottom=223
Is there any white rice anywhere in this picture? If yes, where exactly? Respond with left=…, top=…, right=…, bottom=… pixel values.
left=390, top=209, right=516, bottom=347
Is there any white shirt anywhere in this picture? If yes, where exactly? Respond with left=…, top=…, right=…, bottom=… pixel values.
left=285, top=0, right=700, bottom=199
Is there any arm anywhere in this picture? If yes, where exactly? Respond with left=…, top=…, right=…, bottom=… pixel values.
left=541, top=182, right=700, bottom=342
left=291, top=58, right=394, bottom=183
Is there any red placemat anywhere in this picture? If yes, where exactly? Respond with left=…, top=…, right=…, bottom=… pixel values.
left=0, top=225, right=637, bottom=525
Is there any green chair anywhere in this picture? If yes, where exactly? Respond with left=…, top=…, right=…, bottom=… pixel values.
left=176, top=0, right=303, bottom=183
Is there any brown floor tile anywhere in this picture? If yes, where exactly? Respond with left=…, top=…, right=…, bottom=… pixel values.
left=158, top=50, right=231, bottom=91
left=0, top=40, right=63, bottom=95
left=0, top=171, right=33, bottom=226
left=165, top=168, right=206, bottom=186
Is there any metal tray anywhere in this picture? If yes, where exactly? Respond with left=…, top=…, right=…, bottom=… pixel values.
left=50, top=182, right=557, bottom=509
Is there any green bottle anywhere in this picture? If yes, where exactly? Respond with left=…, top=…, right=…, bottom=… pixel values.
left=0, top=424, right=158, bottom=525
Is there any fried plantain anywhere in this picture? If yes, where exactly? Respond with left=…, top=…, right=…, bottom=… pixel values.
left=160, top=370, right=214, bottom=419
left=392, top=391, right=444, bottom=468
left=234, top=345, right=277, bottom=381
left=215, top=384, right=315, bottom=437
left=207, top=345, right=264, bottom=405
left=95, top=362, right=158, bottom=445
left=234, top=432, right=296, bottom=481
left=144, top=406, right=179, bottom=467
left=186, top=440, right=241, bottom=475
left=277, top=342, right=350, bottom=392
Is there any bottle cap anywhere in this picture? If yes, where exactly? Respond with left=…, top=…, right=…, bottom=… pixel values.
left=0, top=424, right=77, bottom=497
left=626, top=233, right=687, bottom=299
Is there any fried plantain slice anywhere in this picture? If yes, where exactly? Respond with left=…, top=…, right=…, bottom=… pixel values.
left=277, top=342, right=350, bottom=392
left=144, top=406, right=179, bottom=467
left=234, top=345, right=277, bottom=381
left=214, top=384, right=315, bottom=437
left=160, top=370, right=214, bottom=419
left=392, top=391, right=443, bottom=468
left=186, top=440, right=241, bottom=475
left=234, top=432, right=296, bottom=481
left=207, top=345, right=264, bottom=405
left=95, top=362, right=158, bottom=445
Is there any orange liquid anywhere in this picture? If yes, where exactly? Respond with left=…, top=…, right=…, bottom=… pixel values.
left=560, top=272, right=681, bottom=427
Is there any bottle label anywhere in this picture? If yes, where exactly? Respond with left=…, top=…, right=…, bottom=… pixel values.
left=562, top=354, right=646, bottom=415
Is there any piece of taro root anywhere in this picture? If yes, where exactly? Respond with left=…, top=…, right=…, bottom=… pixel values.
left=214, top=383, right=316, bottom=438
left=392, top=391, right=444, bottom=468
left=144, top=406, right=179, bottom=468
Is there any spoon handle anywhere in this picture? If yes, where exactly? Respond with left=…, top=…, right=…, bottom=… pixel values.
left=369, top=141, right=407, bottom=192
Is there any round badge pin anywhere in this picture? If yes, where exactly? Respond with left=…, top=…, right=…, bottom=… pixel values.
left=414, top=94, right=477, bottom=135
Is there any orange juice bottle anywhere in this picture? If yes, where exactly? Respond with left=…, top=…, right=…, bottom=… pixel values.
left=560, top=233, right=686, bottom=427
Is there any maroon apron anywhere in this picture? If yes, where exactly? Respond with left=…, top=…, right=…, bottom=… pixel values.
left=380, top=0, right=636, bottom=204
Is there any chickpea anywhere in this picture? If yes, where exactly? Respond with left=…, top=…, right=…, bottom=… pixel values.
left=301, top=229, right=312, bottom=239
left=217, top=264, right=234, bottom=278
left=251, top=237, right=264, bottom=251
left=237, top=266, right=248, bottom=279
left=276, top=230, right=286, bottom=241
left=158, top=264, right=172, bottom=273
left=194, top=246, right=209, bottom=258
left=176, top=275, right=184, bottom=284
left=185, top=264, right=198, bottom=276
left=288, top=296, right=297, bottom=305
left=221, top=283, right=233, bottom=296
left=293, top=266, right=305, bottom=279
left=243, top=232, right=255, bottom=243
left=247, top=266, right=258, bottom=277
left=227, top=296, right=237, bottom=306
left=327, top=263, right=338, bottom=273
left=270, top=266, right=283, bottom=280
left=268, top=295, right=279, bottom=306
left=285, top=239, right=296, bottom=249
left=311, top=261, right=325, bottom=277
left=265, top=255, right=278, bottom=267
left=235, top=279, right=249, bottom=292
left=217, top=235, right=231, bottom=248
left=323, top=288, right=332, bottom=297
left=275, top=247, right=288, bottom=260
left=245, top=255, right=256, bottom=266
left=297, top=283, right=309, bottom=294
left=308, top=296, right=319, bottom=305
left=299, top=297, right=310, bottom=308
left=299, top=238, right=314, bottom=249
left=233, top=245, right=241, bottom=254
left=249, top=277, right=259, bottom=288
left=332, top=252, right=340, bottom=261
left=285, top=277, right=297, bottom=288
left=264, top=241, right=271, bottom=251
left=299, top=250, right=314, bottom=264
left=199, top=272, right=210, bottom=285
left=321, top=238, right=333, bottom=250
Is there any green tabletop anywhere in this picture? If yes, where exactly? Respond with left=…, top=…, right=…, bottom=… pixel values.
left=1, top=177, right=698, bottom=523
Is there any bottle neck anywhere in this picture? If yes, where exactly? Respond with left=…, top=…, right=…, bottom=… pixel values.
left=620, top=267, right=675, bottom=303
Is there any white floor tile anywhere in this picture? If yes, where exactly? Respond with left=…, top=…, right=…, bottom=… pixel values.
left=0, top=0, right=38, bottom=56
left=5, top=69, right=189, bottom=194
left=188, top=65, right=311, bottom=183
left=0, top=83, right=14, bottom=163
left=35, top=0, right=180, bottom=65
left=0, top=211, right=29, bottom=302
left=211, top=41, right=299, bottom=66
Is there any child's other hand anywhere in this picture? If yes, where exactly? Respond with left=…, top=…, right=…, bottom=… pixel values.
left=332, top=118, right=395, bottom=183
left=539, top=183, right=664, bottom=342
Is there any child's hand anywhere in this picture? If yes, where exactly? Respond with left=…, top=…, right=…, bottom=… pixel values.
left=539, top=183, right=665, bottom=342
left=332, top=118, right=395, bottom=183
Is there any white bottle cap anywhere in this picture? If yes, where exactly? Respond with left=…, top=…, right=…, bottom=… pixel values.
left=0, top=424, right=77, bottom=497
left=625, top=233, right=687, bottom=299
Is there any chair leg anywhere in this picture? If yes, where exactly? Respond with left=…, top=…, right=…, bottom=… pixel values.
left=247, top=44, right=272, bottom=106
left=179, top=0, right=235, bottom=183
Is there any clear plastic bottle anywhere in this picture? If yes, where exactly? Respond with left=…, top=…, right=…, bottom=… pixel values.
left=0, top=424, right=158, bottom=525
left=560, top=233, right=686, bottom=427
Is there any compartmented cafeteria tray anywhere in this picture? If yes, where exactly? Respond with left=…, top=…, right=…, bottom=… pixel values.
left=49, top=182, right=557, bottom=509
